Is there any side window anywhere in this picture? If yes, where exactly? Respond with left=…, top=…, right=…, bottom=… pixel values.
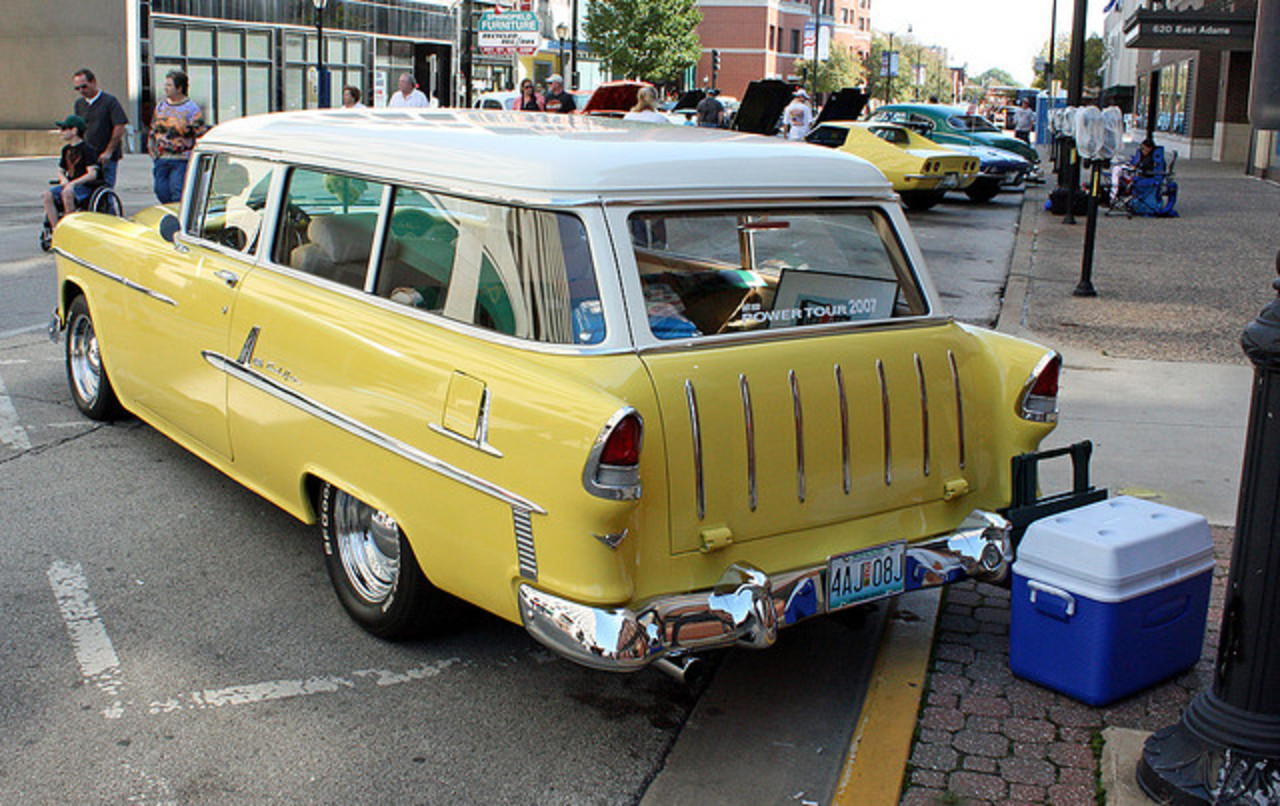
left=186, top=153, right=273, bottom=254
left=273, top=168, right=387, bottom=290
left=376, top=188, right=604, bottom=345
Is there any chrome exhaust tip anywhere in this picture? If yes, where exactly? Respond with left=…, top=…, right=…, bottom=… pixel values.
left=654, top=655, right=706, bottom=687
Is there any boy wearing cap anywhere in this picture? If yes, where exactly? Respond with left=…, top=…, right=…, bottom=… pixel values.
left=42, top=115, right=100, bottom=229
left=784, top=89, right=814, bottom=140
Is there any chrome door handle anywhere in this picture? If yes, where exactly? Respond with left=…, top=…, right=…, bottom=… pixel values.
left=214, top=269, right=239, bottom=288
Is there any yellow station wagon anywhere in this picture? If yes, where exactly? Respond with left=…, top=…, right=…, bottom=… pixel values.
left=50, top=110, right=1090, bottom=678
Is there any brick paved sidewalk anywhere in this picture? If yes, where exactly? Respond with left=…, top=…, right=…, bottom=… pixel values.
left=899, top=525, right=1233, bottom=805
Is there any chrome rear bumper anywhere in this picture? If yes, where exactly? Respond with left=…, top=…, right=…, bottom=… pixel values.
left=518, top=510, right=1010, bottom=672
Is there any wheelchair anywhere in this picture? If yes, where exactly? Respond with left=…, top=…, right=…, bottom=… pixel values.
left=40, top=181, right=124, bottom=252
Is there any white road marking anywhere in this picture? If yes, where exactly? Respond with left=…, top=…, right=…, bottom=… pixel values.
left=147, top=657, right=462, bottom=714
left=47, top=561, right=124, bottom=718
left=49, top=559, right=466, bottom=721
left=0, top=369, right=33, bottom=451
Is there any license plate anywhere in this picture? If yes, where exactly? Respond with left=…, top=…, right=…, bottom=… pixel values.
left=827, top=541, right=906, bottom=611
left=937, top=173, right=959, bottom=189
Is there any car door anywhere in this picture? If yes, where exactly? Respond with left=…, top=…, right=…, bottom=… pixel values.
left=117, top=152, right=274, bottom=460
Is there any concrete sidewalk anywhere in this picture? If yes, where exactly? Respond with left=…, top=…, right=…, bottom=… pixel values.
left=896, top=161, right=1277, bottom=805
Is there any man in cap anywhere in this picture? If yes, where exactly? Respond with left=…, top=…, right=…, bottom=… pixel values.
left=696, top=88, right=725, bottom=128
left=42, top=114, right=100, bottom=229
left=72, top=68, right=128, bottom=188
left=783, top=88, right=814, bottom=140
left=544, top=75, right=576, bottom=114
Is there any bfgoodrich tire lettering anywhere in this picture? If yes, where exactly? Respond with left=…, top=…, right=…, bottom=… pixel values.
left=320, top=482, right=440, bottom=639
left=65, top=295, right=122, bottom=420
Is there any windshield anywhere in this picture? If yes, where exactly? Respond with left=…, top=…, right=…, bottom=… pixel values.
left=627, top=208, right=926, bottom=340
left=947, top=115, right=1000, bottom=133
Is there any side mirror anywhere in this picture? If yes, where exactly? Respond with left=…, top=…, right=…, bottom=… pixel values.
left=159, top=214, right=180, bottom=244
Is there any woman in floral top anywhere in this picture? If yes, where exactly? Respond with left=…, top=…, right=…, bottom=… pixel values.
left=147, top=69, right=206, bottom=204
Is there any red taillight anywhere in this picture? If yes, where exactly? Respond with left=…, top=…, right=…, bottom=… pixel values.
left=600, top=414, right=642, bottom=466
left=1020, top=353, right=1061, bottom=422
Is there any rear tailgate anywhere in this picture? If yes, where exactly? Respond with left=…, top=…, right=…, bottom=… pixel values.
left=642, top=323, right=991, bottom=555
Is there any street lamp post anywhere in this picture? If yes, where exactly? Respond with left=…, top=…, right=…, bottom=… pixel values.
left=556, top=22, right=568, bottom=77
left=313, top=0, right=330, bottom=108
left=885, top=31, right=894, bottom=104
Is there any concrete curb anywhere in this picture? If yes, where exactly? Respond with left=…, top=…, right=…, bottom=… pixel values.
left=831, top=589, right=943, bottom=804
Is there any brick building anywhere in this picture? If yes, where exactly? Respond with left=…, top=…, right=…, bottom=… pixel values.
left=694, top=0, right=873, bottom=99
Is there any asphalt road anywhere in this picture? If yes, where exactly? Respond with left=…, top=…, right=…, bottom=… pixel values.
left=0, top=154, right=1022, bottom=803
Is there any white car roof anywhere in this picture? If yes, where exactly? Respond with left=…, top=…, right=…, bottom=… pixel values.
left=198, top=109, right=893, bottom=203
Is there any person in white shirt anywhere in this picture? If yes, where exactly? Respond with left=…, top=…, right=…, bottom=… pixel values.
left=388, top=73, right=429, bottom=108
left=783, top=89, right=814, bottom=140
left=623, top=86, right=669, bottom=124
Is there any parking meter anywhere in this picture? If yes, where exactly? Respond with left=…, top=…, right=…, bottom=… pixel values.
left=1102, top=107, right=1125, bottom=161
left=1075, top=106, right=1106, bottom=161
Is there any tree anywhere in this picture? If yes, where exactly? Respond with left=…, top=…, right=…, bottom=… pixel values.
left=1032, top=33, right=1105, bottom=91
left=583, top=0, right=703, bottom=83
left=975, top=67, right=1019, bottom=89
left=795, top=44, right=866, bottom=95
left=861, top=32, right=956, bottom=104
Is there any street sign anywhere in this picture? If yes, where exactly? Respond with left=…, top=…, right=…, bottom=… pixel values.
left=478, top=11, right=540, bottom=56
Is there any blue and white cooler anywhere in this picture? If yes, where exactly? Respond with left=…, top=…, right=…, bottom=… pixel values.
left=1009, top=496, right=1214, bottom=706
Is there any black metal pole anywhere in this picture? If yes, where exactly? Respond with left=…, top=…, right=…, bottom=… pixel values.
left=461, top=0, right=473, bottom=108
left=1138, top=252, right=1280, bottom=802
left=316, top=3, right=330, bottom=108
left=885, top=33, right=893, bottom=104
left=1060, top=0, right=1087, bottom=225
left=1073, top=160, right=1100, bottom=296
left=1146, top=70, right=1160, bottom=141
left=1047, top=0, right=1057, bottom=92
left=570, top=0, right=579, bottom=90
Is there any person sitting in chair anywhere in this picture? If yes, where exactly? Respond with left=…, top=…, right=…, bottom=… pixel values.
left=42, top=114, right=99, bottom=229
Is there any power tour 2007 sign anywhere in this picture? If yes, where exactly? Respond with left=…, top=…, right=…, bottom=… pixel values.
left=479, top=11, right=540, bottom=56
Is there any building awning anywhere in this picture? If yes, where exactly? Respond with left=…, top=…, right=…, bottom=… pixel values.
left=1123, top=9, right=1255, bottom=50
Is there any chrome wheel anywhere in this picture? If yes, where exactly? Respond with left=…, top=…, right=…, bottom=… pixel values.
left=68, top=312, right=103, bottom=407
left=331, top=488, right=402, bottom=605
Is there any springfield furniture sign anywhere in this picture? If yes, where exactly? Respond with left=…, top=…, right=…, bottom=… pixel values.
left=479, top=12, right=540, bottom=56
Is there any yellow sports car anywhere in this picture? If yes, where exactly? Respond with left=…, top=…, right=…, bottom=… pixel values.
left=808, top=121, right=979, bottom=211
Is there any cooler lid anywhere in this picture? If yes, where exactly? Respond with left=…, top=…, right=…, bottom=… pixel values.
left=1013, top=496, right=1214, bottom=602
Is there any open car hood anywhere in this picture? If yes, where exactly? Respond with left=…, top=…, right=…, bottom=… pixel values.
left=813, top=88, right=869, bottom=126
left=673, top=89, right=706, bottom=112
left=583, top=81, right=651, bottom=115
left=731, top=80, right=796, bottom=135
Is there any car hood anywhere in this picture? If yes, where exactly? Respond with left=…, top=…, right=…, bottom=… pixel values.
left=584, top=81, right=649, bottom=115
left=813, top=88, right=870, bottom=126
left=732, top=79, right=796, bottom=135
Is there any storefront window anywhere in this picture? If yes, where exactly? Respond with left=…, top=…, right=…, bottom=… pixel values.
left=246, top=31, right=270, bottom=61
left=154, top=26, right=182, bottom=57
left=1155, top=59, right=1192, bottom=136
left=188, top=29, right=214, bottom=58
left=218, top=31, right=242, bottom=59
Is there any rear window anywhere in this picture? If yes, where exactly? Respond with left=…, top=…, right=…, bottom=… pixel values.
left=806, top=126, right=848, bottom=148
left=628, top=208, right=926, bottom=340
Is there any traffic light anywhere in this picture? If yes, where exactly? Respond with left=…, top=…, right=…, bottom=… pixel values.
left=712, top=49, right=721, bottom=72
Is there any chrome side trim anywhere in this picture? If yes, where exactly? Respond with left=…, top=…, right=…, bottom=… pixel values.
left=789, top=369, right=805, bottom=503
left=949, top=350, right=966, bottom=469
left=53, top=247, right=178, bottom=307
left=686, top=380, right=705, bottom=520
left=237, top=326, right=261, bottom=364
left=202, top=349, right=545, bottom=514
left=835, top=364, right=851, bottom=494
left=513, top=507, right=537, bottom=580
left=915, top=353, right=930, bottom=478
left=1018, top=351, right=1061, bottom=423
left=518, top=510, right=1012, bottom=672
left=739, top=374, right=757, bottom=512
left=877, top=359, right=892, bottom=486
left=428, top=387, right=504, bottom=458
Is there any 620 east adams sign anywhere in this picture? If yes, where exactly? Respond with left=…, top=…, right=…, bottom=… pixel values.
left=1124, top=11, right=1255, bottom=50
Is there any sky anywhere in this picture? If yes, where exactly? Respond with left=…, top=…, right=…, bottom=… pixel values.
left=872, top=0, right=1109, bottom=87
